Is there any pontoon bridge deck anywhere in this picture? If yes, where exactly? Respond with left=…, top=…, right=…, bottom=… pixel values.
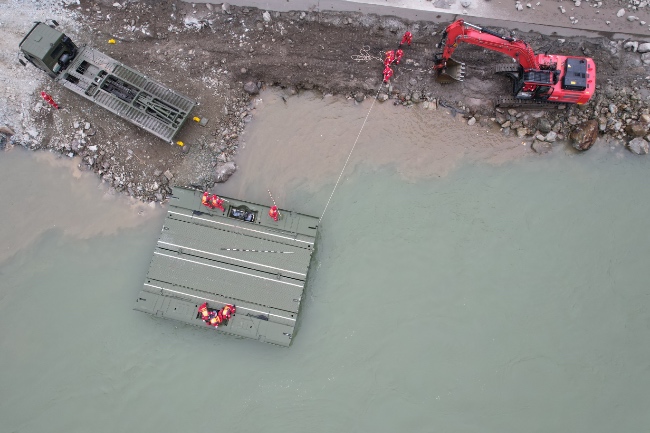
left=134, top=187, right=319, bottom=346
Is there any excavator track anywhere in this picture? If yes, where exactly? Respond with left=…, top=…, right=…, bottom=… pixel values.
left=494, top=63, right=519, bottom=75
left=495, top=96, right=566, bottom=110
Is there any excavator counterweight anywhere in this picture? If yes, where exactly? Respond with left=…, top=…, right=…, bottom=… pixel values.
left=433, top=20, right=596, bottom=105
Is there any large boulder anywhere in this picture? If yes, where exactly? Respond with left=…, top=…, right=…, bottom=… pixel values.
left=214, top=161, right=237, bottom=182
left=625, top=122, right=648, bottom=137
left=627, top=137, right=649, bottom=155
left=531, top=140, right=552, bottom=154
left=516, top=127, right=529, bottom=138
left=642, top=53, right=650, bottom=65
left=536, top=118, right=552, bottom=134
left=0, top=126, right=14, bottom=150
left=545, top=131, right=557, bottom=142
left=243, top=81, right=259, bottom=95
left=569, top=119, right=598, bottom=151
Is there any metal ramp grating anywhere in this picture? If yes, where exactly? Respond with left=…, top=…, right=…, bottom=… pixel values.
left=143, top=81, right=195, bottom=113
left=112, top=64, right=147, bottom=88
left=55, top=47, right=196, bottom=142
left=93, top=91, right=175, bottom=141
left=113, top=64, right=194, bottom=113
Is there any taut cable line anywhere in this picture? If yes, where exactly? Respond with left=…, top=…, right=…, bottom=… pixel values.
left=319, top=83, right=383, bottom=222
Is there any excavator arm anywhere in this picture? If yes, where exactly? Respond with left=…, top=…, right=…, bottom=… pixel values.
left=431, top=20, right=595, bottom=105
left=434, top=20, right=539, bottom=83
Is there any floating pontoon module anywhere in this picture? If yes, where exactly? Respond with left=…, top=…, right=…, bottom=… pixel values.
left=134, top=187, right=319, bottom=346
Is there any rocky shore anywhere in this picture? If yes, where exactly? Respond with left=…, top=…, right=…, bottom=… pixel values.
left=1, top=0, right=649, bottom=203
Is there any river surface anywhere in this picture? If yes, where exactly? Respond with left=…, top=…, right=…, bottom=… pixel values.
left=1, top=92, right=650, bottom=433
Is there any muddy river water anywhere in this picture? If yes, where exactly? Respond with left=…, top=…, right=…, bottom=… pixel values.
left=1, top=91, right=650, bottom=432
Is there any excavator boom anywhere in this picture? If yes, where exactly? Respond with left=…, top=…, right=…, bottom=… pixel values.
left=434, top=20, right=538, bottom=82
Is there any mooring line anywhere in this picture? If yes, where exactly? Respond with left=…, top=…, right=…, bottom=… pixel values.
left=319, top=84, right=383, bottom=222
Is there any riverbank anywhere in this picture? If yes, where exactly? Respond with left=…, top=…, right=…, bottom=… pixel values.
left=1, top=0, right=649, bottom=203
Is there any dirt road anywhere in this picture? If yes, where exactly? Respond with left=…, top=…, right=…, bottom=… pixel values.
left=1, top=0, right=649, bottom=203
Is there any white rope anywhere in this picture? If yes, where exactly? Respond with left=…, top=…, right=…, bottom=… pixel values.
left=320, top=84, right=383, bottom=222
left=351, top=46, right=384, bottom=63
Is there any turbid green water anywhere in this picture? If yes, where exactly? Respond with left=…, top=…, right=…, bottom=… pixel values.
left=1, top=97, right=650, bottom=432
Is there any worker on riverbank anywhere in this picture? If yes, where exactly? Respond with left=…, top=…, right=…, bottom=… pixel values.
left=40, top=91, right=59, bottom=109
left=400, top=31, right=412, bottom=47
left=383, top=66, right=393, bottom=83
left=384, top=50, right=395, bottom=67
left=395, top=49, right=404, bottom=64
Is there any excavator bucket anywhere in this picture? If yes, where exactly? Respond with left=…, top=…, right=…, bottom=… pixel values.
left=435, top=58, right=466, bottom=83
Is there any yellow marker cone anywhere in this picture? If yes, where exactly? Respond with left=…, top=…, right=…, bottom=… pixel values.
left=108, top=39, right=116, bottom=44
left=193, top=116, right=201, bottom=122
left=176, top=141, right=184, bottom=147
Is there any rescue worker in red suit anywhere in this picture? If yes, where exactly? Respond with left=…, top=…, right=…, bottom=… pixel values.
left=198, top=302, right=235, bottom=328
left=208, top=311, right=223, bottom=328
left=201, top=192, right=212, bottom=208
left=269, top=205, right=279, bottom=221
left=400, top=31, right=413, bottom=47
left=395, top=49, right=404, bottom=65
left=384, top=50, right=395, bottom=67
left=40, top=91, right=59, bottom=109
left=383, top=66, right=394, bottom=83
left=210, top=194, right=225, bottom=212
left=198, top=303, right=224, bottom=328
left=221, top=304, right=236, bottom=320
left=198, top=302, right=212, bottom=321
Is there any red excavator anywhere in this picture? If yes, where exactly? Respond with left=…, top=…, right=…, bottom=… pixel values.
left=433, top=20, right=596, bottom=105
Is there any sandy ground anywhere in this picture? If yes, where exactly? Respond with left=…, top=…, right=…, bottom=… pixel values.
left=1, top=0, right=649, bottom=203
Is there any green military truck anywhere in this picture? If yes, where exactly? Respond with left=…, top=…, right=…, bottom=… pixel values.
left=19, top=21, right=196, bottom=143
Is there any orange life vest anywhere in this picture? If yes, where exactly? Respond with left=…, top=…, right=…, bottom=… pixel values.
left=209, top=313, right=223, bottom=327
left=211, top=195, right=224, bottom=211
left=221, top=305, right=234, bottom=319
left=198, top=302, right=211, bottom=319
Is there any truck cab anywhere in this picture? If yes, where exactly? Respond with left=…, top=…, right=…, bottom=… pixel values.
left=19, top=22, right=77, bottom=78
